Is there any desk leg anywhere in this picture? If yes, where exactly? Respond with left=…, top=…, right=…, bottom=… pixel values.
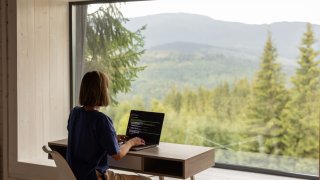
left=190, top=176, right=195, bottom=180
left=159, top=176, right=164, bottom=180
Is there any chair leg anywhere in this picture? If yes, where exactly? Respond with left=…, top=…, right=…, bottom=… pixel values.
left=159, top=176, right=164, bottom=180
left=190, top=176, right=195, bottom=180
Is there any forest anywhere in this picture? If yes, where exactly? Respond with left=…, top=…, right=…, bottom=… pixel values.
left=82, top=4, right=319, bottom=175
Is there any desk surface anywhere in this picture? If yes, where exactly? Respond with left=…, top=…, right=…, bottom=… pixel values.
left=49, top=139, right=213, bottom=161
left=49, top=139, right=214, bottom=179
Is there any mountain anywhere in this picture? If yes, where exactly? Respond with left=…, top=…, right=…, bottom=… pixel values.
left=117, top=40, right=299, bottom=102
left=117, top=13, right=318, bottom=102
left=118, top=41, right=297, bottom=101
left=125, top=13, right=320, bottom=59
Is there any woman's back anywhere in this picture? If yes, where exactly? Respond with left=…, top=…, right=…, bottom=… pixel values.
left=67, top=106, right=119, bottom=180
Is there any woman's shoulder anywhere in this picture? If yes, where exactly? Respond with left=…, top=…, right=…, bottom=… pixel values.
left=92, top=111, right=113, bottom=128
left=71, top=106, right=82, bottom=112
left=68, top=106, right=82, bottom=118
left=95, top=111, right=113, bottom=124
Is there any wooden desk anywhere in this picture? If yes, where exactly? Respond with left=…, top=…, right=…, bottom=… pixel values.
left=48, top=139, right=214, bottom=179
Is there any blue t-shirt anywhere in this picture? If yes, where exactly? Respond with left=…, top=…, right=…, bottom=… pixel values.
left=67, top=106, right=120, bottom=180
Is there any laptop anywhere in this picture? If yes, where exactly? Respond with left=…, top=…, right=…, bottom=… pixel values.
left=125, top=110, right=165, bottom=151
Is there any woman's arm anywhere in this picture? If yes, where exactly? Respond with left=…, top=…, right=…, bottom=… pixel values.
left=112, top=137, right=145, bottom=160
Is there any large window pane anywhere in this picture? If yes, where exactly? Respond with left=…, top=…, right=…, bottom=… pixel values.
left=72, top=1, right=320, bottom=176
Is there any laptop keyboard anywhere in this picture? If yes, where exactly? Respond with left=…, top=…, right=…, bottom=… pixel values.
left=130, top=144, right=156, bottom=151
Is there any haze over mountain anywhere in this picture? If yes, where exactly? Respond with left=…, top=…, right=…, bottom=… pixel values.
left=126, top=13, right=320, bottom=59
left=118, top=13, right=320, bottom=101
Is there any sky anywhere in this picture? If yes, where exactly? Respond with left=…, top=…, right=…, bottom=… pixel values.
left=89, top=0, right=320, bottom=25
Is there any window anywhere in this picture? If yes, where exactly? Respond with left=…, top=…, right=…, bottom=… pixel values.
left=71, top=0, right=320, bottom=178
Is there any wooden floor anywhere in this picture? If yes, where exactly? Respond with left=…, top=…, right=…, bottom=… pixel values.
left=112, top=168, right=306, bottom=180
left=159, top=168, right=306, bottom=180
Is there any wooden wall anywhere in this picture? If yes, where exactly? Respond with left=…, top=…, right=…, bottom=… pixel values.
left=0, top=0, right=3, bottom=177
left=0, top=0, right=89, bottom=178
left=17, top=0, right=70, bottom=163
left=0, top=0, right=8, bottom=178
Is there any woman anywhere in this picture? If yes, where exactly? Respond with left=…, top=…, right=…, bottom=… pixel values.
left=67, top=71, right=151, bottom=180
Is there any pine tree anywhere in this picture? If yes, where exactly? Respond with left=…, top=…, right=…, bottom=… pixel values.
left=212, top=82, right=230, bottom=120
left=282, top=23, right=320, bottom=158
left=163, top=86, right=182, bottom=113
left=230, top=78, right=251, bottom=123
left=181, top=90, right=197, bottom=113
left=85, top=4, right=146, bottom=102
left=245, top=34, right=288, bottom=155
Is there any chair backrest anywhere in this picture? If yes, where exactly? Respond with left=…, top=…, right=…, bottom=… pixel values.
left=42, top=145, right=77, bottom=180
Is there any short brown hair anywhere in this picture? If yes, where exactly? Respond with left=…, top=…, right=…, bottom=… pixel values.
left=79, top=71, right=110, bottom=107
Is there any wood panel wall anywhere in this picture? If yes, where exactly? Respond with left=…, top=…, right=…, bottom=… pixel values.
left=17, top=0, right=70, bottom=163
left=1, top=0, right=89, bottom=178
left=0, top=0, right=3, bottom=177
left=0, top=0, right=8, bottom=178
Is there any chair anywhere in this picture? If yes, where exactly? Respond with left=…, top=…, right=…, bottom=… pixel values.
left=42, top=145, right=77, bottom=180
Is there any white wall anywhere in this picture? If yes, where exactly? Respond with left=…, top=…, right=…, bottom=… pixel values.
left=17, top=0, right=70, bottom=163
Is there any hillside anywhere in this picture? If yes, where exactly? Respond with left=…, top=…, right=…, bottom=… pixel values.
left=126, top=13, right=320, bottom=59
left=118, top=42, right=296, bottom=102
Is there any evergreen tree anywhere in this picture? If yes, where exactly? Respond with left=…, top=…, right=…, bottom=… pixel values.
left=212, top=82, right=231, bottom=121
left=195, top=87, right=211, bottom=113
left=230, top=78, right=251, bottom=123
left=85, top=4, right=146, bottom=102
left=282, top=23, right=320, bottom=158
left=163, top=86, right=182, bottom=113
left=181, top=90, right=197, bottom=113
left=245, top=34, right=288, bottom=155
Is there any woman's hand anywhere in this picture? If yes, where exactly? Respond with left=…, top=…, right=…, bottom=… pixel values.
left=112, top=137, right=145, bottom=161
left=117, top=135, right=128, bottom=143
left=128, top=137, right=145, bottom=147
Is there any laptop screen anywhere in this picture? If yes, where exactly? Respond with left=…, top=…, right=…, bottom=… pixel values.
left=126, top=110, right=165, bottom=145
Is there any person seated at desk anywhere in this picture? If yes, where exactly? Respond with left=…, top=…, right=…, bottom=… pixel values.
left=67, top=71, right=151, bottom=180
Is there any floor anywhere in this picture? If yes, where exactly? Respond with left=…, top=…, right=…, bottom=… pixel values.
left=112, top=168, right=306, bottom=180
left=160, top=168, right=306, bottom=180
